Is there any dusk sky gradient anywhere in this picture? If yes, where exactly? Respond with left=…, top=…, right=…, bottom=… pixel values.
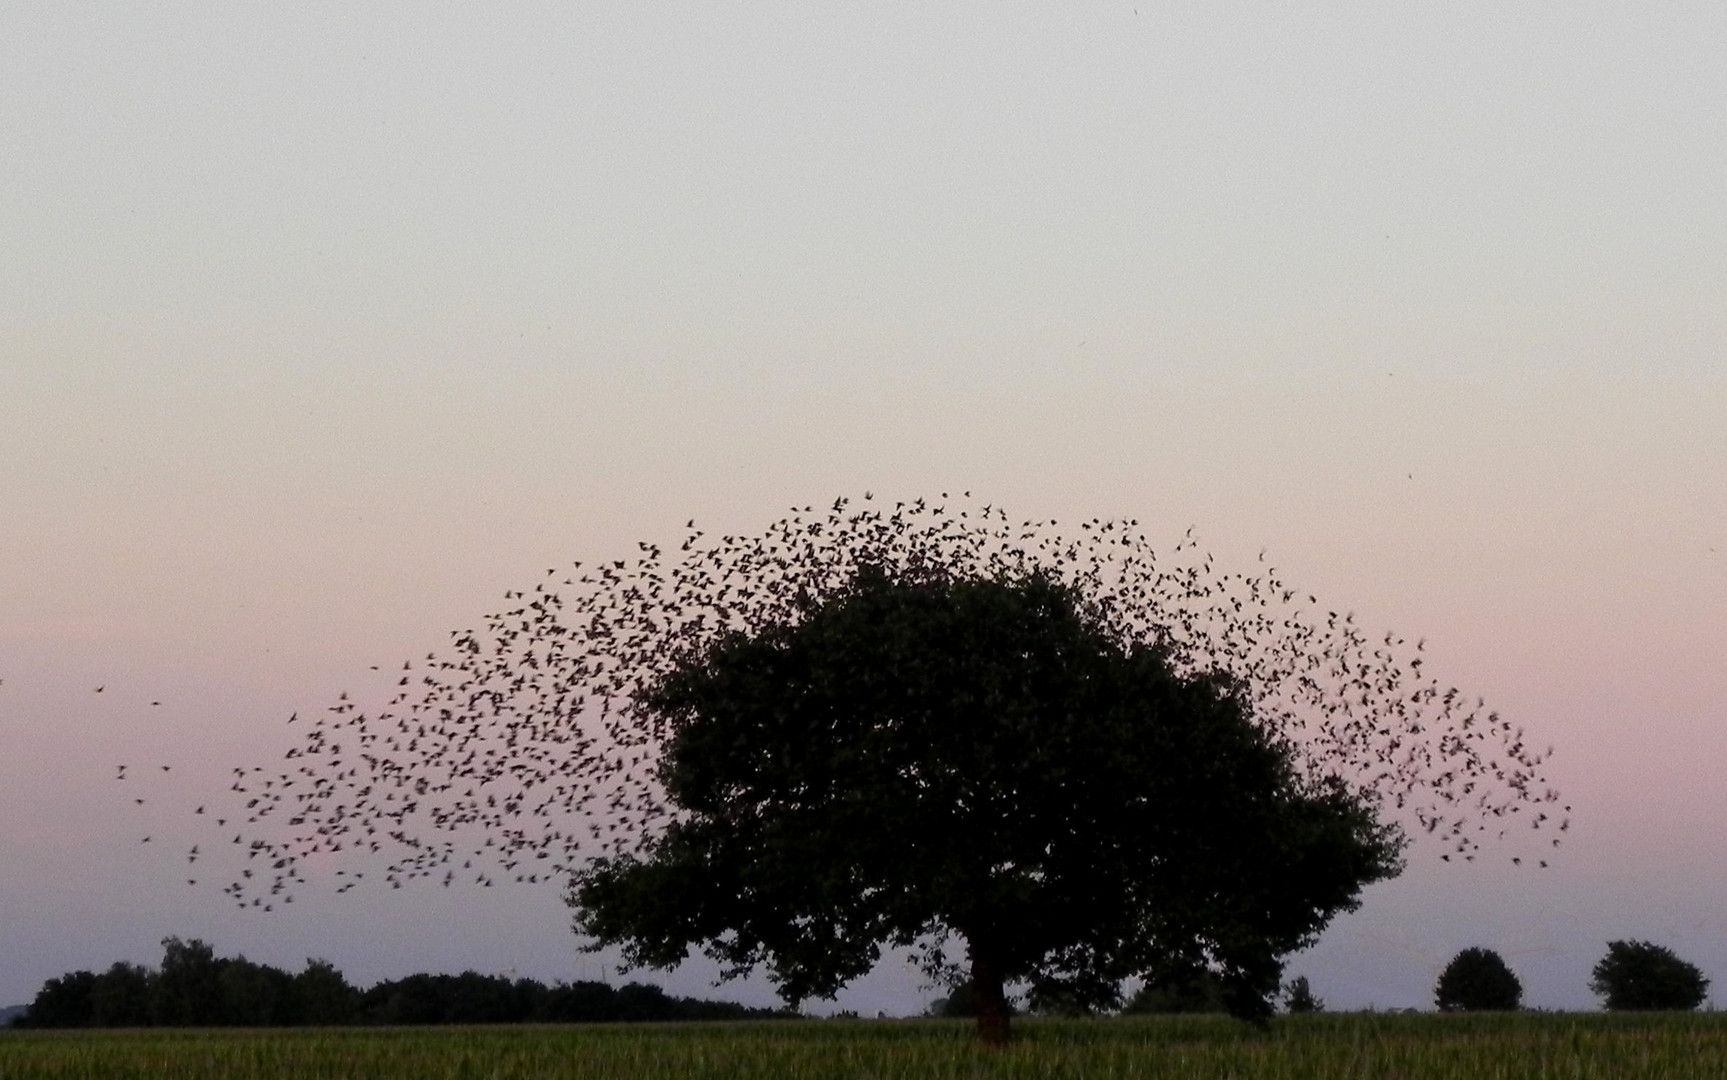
left=3, top=3, right=1725, bottom=1014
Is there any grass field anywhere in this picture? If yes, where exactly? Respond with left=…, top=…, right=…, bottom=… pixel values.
left=4, top=1013, right=1726, bottom=1079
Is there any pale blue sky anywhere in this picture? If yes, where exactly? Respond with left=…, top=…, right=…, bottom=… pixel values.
left=2, top=3, right=1724, bottom=1012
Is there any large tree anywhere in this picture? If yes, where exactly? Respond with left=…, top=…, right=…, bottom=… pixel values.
left=570, top=570, right=1400, bottom=1039
left=205, top=496, right=1564, bottom=1033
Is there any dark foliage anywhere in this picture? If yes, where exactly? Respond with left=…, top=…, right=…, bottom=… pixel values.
left=14, top=971, right=100, bottom=1028
left=1590, top=941, right=1710, bottom=1012
left=151, top=937, right=226, bottom=1026
left=12, top=938, right=784, bottom=1028
left=294, top=959, right=360, bottom=1025
left=91, top=963, right=152, bottom=1027
left=571, top=572, right=1403, bottom=1042
left=1022, top=983, right=1097, bottom=1018
left=1434, top=947, right=1522, bottom=1011
left=1282, top=975, right=1323, bottom=1014
left=928, top=980, right=1024, bottom=1019
left=353, top=972, right=779, bottom=1025
left=1124, top=963, right=1227, bottom=1014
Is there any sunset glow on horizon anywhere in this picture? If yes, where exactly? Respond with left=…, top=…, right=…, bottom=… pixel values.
left=3, top=3, right=1724, bottom=1015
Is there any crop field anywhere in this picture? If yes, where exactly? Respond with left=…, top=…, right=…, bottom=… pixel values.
left=3, top=1013, right=1725, bottom=1080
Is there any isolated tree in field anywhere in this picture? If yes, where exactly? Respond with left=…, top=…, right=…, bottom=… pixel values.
left=1590, top=941, right=1709, bottom=1011
left=571, top=571, right=1401, bottom=1041
left=201, top=496, right=1564, bottom=1041
left=1282, top=975, right=1323, bottom=1014
left=1434, top=947, right=1522, bottom=1011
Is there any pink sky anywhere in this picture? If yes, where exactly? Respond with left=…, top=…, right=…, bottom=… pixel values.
left=3, top=4, right=1724, bottom=1013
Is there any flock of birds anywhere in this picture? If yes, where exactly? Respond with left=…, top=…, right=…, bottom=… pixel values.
left=120, top=493, right=1565, bottom=909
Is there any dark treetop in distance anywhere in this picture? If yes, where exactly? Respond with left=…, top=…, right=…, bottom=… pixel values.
left=1590, top=940, right=1710, bottom=1012
left=1434, top=947, right=1523, bottom=1011
left=1282, top=975, right=1324, bottom=1014
left=569, top=570, right=1401, bottom=1042
left=192, top=496, right=1562, bottom=1026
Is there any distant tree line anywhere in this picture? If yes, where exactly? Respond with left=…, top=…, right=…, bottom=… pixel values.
left=927, top=941, right=1711, bottom=1018
left=10, top=938, right=791, bottom=1029
left=10, top=937, right=1713, bottom=1027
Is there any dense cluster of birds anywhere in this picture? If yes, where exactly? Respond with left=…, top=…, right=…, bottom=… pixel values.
left=160, top=494, right=1563, bottom=908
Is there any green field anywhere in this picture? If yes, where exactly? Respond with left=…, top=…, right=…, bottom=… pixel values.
left=4, top=1013, right=1726, bottom=1079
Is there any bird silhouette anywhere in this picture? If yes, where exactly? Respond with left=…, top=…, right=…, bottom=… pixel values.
left=203, top=494, right=1563, bottom=906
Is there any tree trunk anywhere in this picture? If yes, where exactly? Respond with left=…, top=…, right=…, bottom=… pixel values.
left=967, top=937, right=1012, bottom=1046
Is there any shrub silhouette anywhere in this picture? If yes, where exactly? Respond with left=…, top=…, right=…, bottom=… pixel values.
left=1590, top=940, right=1709, bottom=1011
left=1283, top=975, right=1323, bottom=1013
left=1434, top=947, right=1522, bottom=1011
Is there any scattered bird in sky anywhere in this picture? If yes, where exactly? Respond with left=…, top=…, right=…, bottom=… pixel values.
left=195, top=495, right=1561, bottom=909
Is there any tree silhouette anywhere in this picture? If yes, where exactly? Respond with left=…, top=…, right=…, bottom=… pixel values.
left=90, top=962, right=152, bottom=1027
left=151, top=937, right=224, bottom=1027
left=569, top=571, right=1399, bottom=1041
left=13, top=943, right=781, bottom=1028
left=200, top=496, right=1563, bottom=1030
left=1282, top=975, right=1323, bottom=1014
left=1434, top=947, right=1522, bottom=1011
left=1590, top=941, right=1710, bottom=1011
left=293, top=960, right=360, bottom=1026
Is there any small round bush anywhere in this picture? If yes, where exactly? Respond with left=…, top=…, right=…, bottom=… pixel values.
left=1590, top=940, right=1709, bottom=1011
left=1435, top=947, right=1522, bottom=1011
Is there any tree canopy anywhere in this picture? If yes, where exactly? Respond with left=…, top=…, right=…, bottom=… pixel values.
left=195, top=496, right=1563, bottom=1035
left=569, top=570, right=1401, bottom=1039
left=1590, top=941, right=1710, bottom=1011
left=1434, top=947, right=1522, bottom=1011
left=1281, top=975, right=1323, bottom=1014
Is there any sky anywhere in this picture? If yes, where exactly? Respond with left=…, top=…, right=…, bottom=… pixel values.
left=2, top=3, right=1725, bottom=1014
